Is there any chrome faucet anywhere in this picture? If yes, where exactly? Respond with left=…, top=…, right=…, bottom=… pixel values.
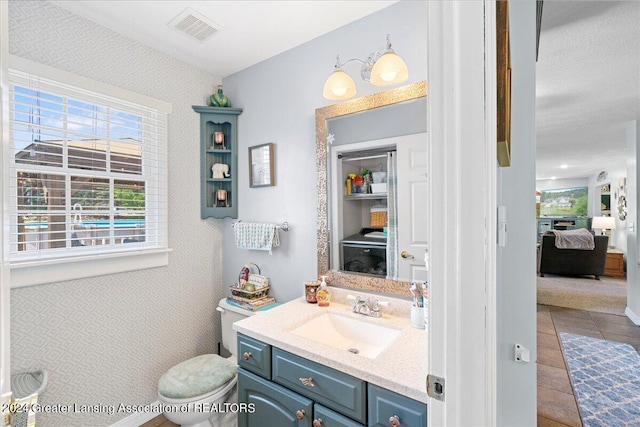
left=351, top=295, right=382, bottom=318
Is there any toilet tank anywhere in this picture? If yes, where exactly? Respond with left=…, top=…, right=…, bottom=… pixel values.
left=217, top=298, right=257, bottom=356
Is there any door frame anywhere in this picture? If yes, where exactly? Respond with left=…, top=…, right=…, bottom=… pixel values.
left=426, top=1, right=497, bottom=425
left=0, top=0, right=12, bottom=418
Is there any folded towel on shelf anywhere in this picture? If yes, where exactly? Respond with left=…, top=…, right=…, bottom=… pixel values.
left=234, top=222, right=280, bottom=254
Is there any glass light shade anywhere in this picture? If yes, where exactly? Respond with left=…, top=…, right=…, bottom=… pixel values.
left=592, top=216, right=616, bottom=230
left=370, top=51, right=409, bottom=86
left=323, top=69, right=356, bottom=100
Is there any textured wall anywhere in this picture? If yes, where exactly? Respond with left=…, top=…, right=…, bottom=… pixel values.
left=9, top=1, right=224, bottom=425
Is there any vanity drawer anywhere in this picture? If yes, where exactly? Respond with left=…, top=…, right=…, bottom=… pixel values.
left=238, top=333, right=271, bottom=379
left=368, top=384, right=427, bottom=427
left=272, top=348, right=366, bottom=424
left=238, top=368, right=313, bottom=427
left=315, top=404, right=365, bottom=427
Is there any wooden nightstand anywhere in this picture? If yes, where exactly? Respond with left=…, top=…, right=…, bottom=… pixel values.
left=604, top=249, right=625, bottom=277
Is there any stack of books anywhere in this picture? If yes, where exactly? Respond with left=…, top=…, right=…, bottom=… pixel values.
left=226, top=295, right=276, bottom=311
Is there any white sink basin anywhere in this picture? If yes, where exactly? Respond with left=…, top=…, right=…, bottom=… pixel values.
left=290, top=312, right=401, bottom=359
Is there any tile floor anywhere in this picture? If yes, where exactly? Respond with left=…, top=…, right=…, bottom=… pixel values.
left=537, top=304, right=640, bottom=427
left=142, top=305, right=640, bottom=427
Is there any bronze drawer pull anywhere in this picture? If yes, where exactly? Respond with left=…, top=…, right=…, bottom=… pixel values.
left=389, top=414, right=401, bottom=426
left=299, top=376, right=315, bottom=387
left=296, top=409, right=306, bottom=420
left=243, top=352, right=252, bottom=361
left=313, top=418, right=323, bottom=427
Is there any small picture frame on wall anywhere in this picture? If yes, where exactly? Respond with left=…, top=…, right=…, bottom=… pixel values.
left=249, top=143, right=275, bottom=188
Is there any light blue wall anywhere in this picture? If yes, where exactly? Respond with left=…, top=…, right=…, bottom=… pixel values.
left=221, top=1, right=427, bottom=302
left=497, top=1, right=538, bottom=424
left=328, top=98, right=427, bottom=145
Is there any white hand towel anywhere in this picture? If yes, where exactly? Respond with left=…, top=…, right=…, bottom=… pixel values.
left=234, top=222, right=280, bottom=254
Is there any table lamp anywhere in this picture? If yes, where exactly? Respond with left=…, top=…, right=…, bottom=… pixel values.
left=591, top=216, right=616, bottom=246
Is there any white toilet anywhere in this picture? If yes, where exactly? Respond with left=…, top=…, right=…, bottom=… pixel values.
left=157, top=298, right=260, bottom=427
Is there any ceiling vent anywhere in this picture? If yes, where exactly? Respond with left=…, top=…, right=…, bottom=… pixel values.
left=168, top=8, right=220, bottom=42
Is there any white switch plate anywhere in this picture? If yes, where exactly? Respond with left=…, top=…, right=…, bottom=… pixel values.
left=498, top=206, right=507, bottom=247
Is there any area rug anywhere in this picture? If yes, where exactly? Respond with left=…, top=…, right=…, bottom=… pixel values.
left=559, top=332, right=640, bottom=426
left=537, top=274, right=626, bottom=315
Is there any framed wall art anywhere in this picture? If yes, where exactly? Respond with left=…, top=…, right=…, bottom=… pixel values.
left=249, top=143, right=275, bottom=187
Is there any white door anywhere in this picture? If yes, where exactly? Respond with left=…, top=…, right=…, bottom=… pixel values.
left=396, top=133, right=428, bottom=282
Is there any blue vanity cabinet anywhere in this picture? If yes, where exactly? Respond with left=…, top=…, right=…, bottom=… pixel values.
left=237, top=335, right=427, bottom=427
left=192, top=106, right=243, bottom=219
left=238, top=369, right=313, bottom=427
left=272, top=348, right=366, bottom=423
left=368, top=384, right=427, bottom=427
left=238, top=333, right=271, bottom=379
left=314, top=404, right=365, bottom=427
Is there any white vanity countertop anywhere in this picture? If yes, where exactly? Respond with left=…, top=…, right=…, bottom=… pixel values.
left=233, top=288, right=428, bottom=403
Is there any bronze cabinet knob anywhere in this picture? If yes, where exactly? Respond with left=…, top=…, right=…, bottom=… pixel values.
left=296, top=409, right=306, bottom=420
left=313, top=418, right=323, bottom=427
left=243, top=352, right=252, bottom=361
left=389, top=415, right=401, bottom=426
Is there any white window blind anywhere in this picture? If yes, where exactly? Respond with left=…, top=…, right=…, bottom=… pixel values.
left=8, top=69, right=168, bottom=265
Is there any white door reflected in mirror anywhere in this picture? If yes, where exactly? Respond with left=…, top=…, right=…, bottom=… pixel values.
left=329, top=132, right=427, bottom=283
left=396, top=133, right=428, bottom=282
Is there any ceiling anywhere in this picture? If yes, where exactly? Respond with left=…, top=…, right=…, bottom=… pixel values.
left=536, top=1, right=640, bottom=181
left=50, top=1, right=639, bottom=183
left=49, top=0, right=397, bottom=78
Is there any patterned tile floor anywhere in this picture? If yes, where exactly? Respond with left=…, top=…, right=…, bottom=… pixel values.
left=537, top=304, right=640, bottom=427
left=142, top=305, right=640, bottom=427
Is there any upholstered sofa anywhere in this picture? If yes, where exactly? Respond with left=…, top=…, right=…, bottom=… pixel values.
left=538, top=234, right=609, bottom=280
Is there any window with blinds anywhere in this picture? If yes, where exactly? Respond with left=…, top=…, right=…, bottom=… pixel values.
left=8, top=69, right=168, bottom=264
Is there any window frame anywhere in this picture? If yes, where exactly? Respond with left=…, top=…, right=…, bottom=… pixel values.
left=7, top=56, right=172, bottom=288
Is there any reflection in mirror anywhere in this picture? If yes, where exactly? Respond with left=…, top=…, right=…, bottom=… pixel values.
left=315, top=82, right=427, bottom=296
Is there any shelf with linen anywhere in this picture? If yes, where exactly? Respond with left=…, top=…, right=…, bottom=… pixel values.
left=344, top=193, right=387, bottom=200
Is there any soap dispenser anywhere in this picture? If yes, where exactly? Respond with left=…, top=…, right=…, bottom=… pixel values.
left=316, top=275, right=331, bottom=307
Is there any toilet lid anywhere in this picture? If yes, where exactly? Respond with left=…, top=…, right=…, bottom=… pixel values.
left=158, top=354, right=237, bottom=399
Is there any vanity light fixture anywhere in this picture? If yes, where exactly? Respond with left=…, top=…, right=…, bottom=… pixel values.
left=322, top=34, right=408, bottom=101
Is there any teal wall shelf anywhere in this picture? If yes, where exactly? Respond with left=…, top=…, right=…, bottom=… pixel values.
left=192, top=106, right=243, bottom=219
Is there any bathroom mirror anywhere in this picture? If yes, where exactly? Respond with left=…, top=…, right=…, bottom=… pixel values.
left=315, top=81, right=427, bottom=296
